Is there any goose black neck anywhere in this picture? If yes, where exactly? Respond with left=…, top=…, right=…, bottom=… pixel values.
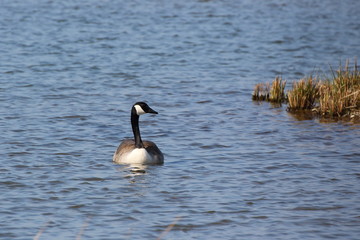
left=131, top=108, right=144, bottom=148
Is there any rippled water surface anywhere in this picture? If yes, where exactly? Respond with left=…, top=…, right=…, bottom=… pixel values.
left=1, top=0, right=360, bottom=239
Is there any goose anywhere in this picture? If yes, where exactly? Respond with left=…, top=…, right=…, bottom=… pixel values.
left=113, top=102, right=164, bottom=165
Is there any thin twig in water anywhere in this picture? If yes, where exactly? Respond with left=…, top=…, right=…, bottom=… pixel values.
left=76, top=216, right=92, bottom=240
left=156, top=216, right=182, bottom=240
left=33, top=221, right=50, bottom=240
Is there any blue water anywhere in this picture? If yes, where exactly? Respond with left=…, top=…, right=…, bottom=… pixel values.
left=1, top=0, right=360, bottom=239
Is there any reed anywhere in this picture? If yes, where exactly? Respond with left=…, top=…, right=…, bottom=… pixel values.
left=252, top=77, right=286, bottom=102
left=252, top=59, right=360, bottom=120
left=156, top=216, right=182, bottom=240
left=33, top=221, right=50, bottom=240
left=252, top=82, right=270, bottom=101
left=287, top=76, right=319, bottom=110
left=269, top=76, right=286, bottom=102
left=318, top=60, right=360, bottom=117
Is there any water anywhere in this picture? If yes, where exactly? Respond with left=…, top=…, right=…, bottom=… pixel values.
left=1, top=0, right=360, bottom=239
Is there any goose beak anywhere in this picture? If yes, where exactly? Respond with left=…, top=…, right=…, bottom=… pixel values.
left=148, top=108, right=158, bottom=114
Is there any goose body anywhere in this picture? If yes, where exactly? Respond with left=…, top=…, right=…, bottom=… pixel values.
left=113, top=102, right=164, bottom=165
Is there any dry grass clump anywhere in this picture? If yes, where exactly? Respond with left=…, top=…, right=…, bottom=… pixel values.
left=252, top=77, right=285, bottom=102
left=252, top=59, right=360, bottom=120
left=252, top=82, right=270, bottom=101
left=287, top=76, right=319, bottom=110
left=318, top=60, right=360, bottom=117
left=269, top=77, right=286, bottom=103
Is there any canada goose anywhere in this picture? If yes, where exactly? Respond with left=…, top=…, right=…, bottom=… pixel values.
left=113, top=102, right=164, bottom=165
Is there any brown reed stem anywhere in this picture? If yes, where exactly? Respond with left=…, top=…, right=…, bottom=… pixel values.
left=33, top=221, right=50, bottom=240
left=156, top=216, right=182, bottom=240
left=76, top=216, right=92, bottom=240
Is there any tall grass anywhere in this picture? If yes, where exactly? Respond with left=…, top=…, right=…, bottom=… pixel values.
left=252, top=59, right=360, bottom=119
left=318, top=60, right=360, bottom=117
left=252, top=77, right=285, bottom=102
left=287, top=76, right=319, bottom=110
left=252, top=82, right=270, bottom=101
left=269, top=77, right=286, bottom=103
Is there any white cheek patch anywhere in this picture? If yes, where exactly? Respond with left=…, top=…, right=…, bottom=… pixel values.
left=134, top=105, right=146, bottom=115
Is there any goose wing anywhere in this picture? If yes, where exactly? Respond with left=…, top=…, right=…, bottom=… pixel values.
left=113, top=139, right=135, bottom=163
left=143, top=140, right=164, bottom=164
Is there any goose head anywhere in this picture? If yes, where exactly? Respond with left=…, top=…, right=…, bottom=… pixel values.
left=133, top=102, right=158, bottom=116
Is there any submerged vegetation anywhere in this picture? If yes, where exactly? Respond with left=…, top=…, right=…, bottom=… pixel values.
left=252, top=60, right=360, bottom=120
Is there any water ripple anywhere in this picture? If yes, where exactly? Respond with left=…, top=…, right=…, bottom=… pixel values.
left=1, top=0, right=360, bottom=239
